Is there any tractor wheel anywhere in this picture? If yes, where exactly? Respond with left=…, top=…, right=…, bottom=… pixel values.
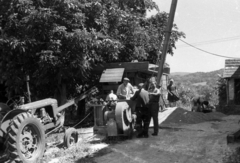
left=63, top=128, right=78, bottom=148
left=5, top=112, right=45, bottom=163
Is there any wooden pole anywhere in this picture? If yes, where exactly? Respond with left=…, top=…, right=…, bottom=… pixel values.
left=26, top=75, right=31, bottom=102
left=156, top=0, right=178, bottom=86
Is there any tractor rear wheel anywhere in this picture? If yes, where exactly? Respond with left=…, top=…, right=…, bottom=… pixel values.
left=5, top=112, right=45, bottom=163
left=63, top=128, right=78, bottom=148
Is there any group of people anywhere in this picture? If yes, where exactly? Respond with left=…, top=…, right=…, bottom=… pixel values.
left=116, top=77, right=162, bottom=137
left=106, top=76, right=215, bottom=139
left=130, top=78, right=161, bottom=138
left=106, top=77, right=180, bottom=138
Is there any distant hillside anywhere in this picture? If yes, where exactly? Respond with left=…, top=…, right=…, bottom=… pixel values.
left=170, top=69, right=224, bottom=87
left=192, top=82, right=207, bottom=86
left=170, top=72, right=191, bottom=76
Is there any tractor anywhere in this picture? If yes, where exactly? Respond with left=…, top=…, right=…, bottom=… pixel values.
left=0, top=86, right=98, bottom=163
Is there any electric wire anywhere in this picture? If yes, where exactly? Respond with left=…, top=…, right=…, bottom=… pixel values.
left=178, top=35, right=240, bottom=48
left=179, top=39, right=240, bottom=59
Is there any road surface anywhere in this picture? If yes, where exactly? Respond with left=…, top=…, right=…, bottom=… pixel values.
left=77, top=114, right=240, bottom=163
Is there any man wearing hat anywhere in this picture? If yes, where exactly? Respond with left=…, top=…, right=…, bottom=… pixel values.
left=117, top=77, right=134, bottom=100
left=131, top=83, right=150, bottom=138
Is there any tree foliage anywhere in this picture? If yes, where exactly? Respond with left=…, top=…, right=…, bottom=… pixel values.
left=0, top=0, right=185, bottom=103
left=171, top=69, right=226, bottom=109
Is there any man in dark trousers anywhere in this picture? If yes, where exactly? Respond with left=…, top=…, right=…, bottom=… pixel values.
left=148, top=78, right=161, bottom=136
left=131, top=83, right=150, bottom=138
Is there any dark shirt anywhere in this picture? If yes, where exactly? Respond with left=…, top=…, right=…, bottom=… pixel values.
left=131, top=88, right=149, bottom=108
left=167, top=85, right=177, bottom=93
left=149, top=87, right=161, bottom=103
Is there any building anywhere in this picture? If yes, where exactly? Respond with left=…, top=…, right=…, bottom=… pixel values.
left=223, top=59, right=240, bottom=106
left=92, top=61, right=170, bottom=101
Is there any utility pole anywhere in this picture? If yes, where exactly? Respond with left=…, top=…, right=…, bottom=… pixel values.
left=156, top=0, right=178, bottom=86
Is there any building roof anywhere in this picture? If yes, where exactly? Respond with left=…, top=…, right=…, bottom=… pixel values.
left=223, top=59, right=240, bottom=78
left=99, top=68, right=125, bottom=83
left=93, top=62, right=148, bottom=72
left=92, top=62, right=170, bottom=75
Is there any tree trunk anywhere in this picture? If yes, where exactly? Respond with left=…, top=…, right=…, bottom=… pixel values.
left=54, top=83, right=67, bottom=106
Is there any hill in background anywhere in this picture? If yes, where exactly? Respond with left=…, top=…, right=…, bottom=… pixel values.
left=170, top=72, right=191, bottom=76
left=170, top=69, right=224, bottom=87
left=169, top=69, right=225, bottom=107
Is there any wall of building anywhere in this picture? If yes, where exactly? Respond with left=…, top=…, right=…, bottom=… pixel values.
left=227, top=78, right=240, bottom=105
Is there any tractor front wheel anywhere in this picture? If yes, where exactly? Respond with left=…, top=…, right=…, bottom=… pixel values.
left=5, top=112, right=45, bottom=163
left=63, top=128, right=78, bottom=148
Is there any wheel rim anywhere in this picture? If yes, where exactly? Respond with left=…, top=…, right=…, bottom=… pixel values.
left=20, top=124, right=41, bottom=160
left=69, top=132, right=76, bottom=146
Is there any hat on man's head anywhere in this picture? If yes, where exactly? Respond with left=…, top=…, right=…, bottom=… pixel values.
left=170, top=79, right=174, bottom=82
left=123, top=77, right=130, bottom=81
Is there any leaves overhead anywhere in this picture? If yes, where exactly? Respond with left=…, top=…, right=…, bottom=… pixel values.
left=0, top=0, right=185, bottom=100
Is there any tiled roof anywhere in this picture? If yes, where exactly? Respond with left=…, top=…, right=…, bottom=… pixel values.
left=223, top=59, right=240, bottom=78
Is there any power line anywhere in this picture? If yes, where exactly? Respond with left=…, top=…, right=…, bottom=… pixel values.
left=178, top=36, right=240, bottom=48
left=179, top=39, right=240, bottom=59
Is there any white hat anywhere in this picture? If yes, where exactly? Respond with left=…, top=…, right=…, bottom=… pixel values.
left=123, top=77, right=130, bottom=81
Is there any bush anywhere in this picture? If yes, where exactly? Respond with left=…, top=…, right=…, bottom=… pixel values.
left=222, top=148, right=240, bottom=163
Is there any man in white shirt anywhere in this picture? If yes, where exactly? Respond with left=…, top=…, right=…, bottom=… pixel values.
left=117, top=77, right=134, bottom=100
left=106, top=90, right=117, bottom=101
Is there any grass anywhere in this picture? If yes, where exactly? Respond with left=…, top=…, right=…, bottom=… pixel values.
left=222, top=148, right=240, bottom=163
left=43, top=141, right=93, bottom=163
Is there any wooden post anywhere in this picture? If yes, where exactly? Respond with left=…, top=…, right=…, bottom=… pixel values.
left=26, top=75, right=31, bottom=102
left=226, top=79, right=229, bottom=105
left=156, top=0, right=178, bottom=86
left=229, top=78, right=235, bottom=104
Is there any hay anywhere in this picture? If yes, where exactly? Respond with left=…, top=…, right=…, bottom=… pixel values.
left=161, top=107, right=226, bottom=125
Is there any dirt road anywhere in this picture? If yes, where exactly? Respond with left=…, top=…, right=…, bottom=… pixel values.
left=1, top=110, right=239, bottom=163
left=79, top=115, right=240, bottom=163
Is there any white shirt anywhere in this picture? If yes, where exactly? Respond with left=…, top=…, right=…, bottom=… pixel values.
left=106, top=93, right=118, bottom=101
left=117, top=83, right=134, bottom=99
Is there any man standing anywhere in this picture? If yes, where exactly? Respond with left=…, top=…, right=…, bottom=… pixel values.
left=148, top=78, right=161, bottom=136
left=117, top=77, right=134, bottom=100
left=131, top=83, right=150, bottom=138
left=167, top=79, right=179, bottom=107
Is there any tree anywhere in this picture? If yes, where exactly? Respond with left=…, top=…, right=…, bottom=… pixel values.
left=0, top=0, right=185, bottom=104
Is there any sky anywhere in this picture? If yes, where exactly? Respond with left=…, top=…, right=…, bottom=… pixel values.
left=147, top=0, right=240, bottom=73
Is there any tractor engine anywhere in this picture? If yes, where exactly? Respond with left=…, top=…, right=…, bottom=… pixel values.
left=35, top=108, right=53, bottom=124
